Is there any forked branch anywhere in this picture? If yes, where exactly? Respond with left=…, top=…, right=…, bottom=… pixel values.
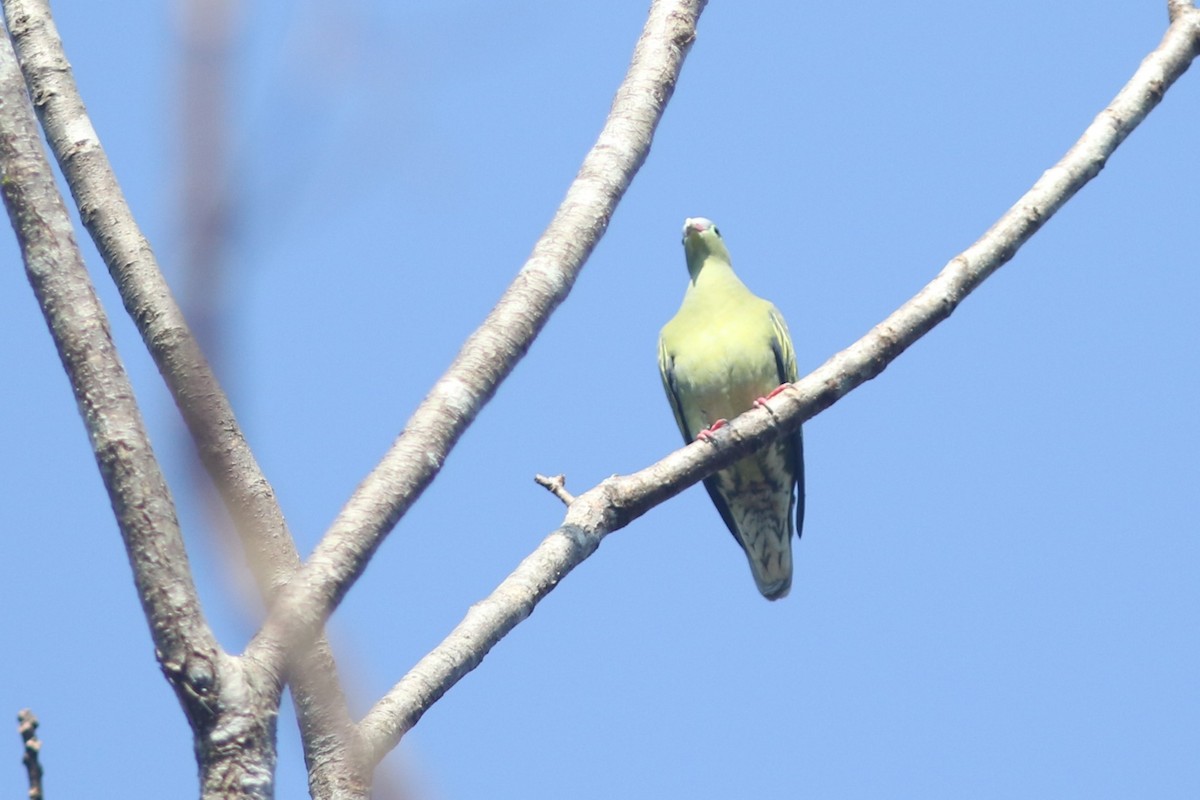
left=246, top=0, right=711, bottom=673
left=0, top=1, right=368, bottom=793
left=356, top=6, right=1200, bottom=762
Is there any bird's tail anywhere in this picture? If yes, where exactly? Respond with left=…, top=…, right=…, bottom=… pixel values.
left=745, top=530, right=793, bottom=600
left=707, top=462, right=798, bottom=601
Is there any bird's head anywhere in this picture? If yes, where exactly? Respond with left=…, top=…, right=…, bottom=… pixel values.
left=681, top=217, right=732, bottom=280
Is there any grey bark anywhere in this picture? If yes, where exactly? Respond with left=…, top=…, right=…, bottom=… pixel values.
left=0, top=27, right=278, bottom=800
left=0, top=1, right=370, bottom=794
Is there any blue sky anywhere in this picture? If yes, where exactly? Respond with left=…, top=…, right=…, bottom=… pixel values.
left=2, top=2, right=1198, bottom=798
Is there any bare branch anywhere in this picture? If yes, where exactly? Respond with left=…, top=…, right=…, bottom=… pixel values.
left=247, top=0, right=710, bottom=666
left=0, top=22, right=286, bottom=799
left=1, top=2, right=371, bottom=792
left=17, top=710, right=43, bottom=800
left=0, top=24, right=222, bottom=726
left=1168, top=0, right=1195, bottom=22
left=356, top=9, right=1200, bottom=760
left=535, top=474, right=576, bottom=506
left=0, top=0, right=290, bottom=592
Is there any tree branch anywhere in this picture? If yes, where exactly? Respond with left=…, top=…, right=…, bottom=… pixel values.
left=0, top=21, right=288, bottom=800
left=1168, top=0, right=1195, bottom=23
left=17, top=710, right=43, bottom=800
left=1, top=2, right=371, bottom=793
left=534, top=473, right=576, bottom=506
left=0, top=0, right=291, bottom=599
left=247, top=0, right=710, bottom=668
left=356, top=7, right=1200, bottom=761
left=0, top=20, right=222, bottom=734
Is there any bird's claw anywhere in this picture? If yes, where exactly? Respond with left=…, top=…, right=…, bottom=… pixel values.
left=696, top=419, right=728, bottom=443
left=753, top=383, right=791, bottom=410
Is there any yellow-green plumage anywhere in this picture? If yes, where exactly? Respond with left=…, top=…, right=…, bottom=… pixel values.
left=658, top=217, right=804, bottom=600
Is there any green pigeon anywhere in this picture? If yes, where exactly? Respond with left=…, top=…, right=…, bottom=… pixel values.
left=658, top=217, right=805, bottom=600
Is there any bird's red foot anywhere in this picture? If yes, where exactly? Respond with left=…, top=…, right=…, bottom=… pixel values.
left=753, top=383, right=791, bottom=409
left=696, top=419, right=728, bottom=443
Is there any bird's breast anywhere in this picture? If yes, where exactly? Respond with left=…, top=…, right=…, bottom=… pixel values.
left=669, top=324, right=780, bottom=436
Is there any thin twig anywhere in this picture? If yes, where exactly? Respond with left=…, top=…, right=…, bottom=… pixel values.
left=356, top=8, right=1200, bottom=761
left=246, top=0, right=710, bottom=670
left=17, top=710, right=42, bottom=800
left=535, top=474, right=576, bottom=506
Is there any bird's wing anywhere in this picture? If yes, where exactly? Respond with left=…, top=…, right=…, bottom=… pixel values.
left=658, top=334, right=743, bottom=537
left=657, top=336, right=693, bottom=446
left=768, top=305, right=805, bottom=539
left=767, top=305, right=798, bottom=384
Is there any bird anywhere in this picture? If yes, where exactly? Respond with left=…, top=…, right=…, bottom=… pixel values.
left=657, top=217, right=805, bottom=600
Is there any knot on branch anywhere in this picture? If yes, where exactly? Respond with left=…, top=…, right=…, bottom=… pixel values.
left=160, top=647, right=220, bottom=723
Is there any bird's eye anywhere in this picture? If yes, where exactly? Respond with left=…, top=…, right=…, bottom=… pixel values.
left=713, top=226, right=721, bottom=236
